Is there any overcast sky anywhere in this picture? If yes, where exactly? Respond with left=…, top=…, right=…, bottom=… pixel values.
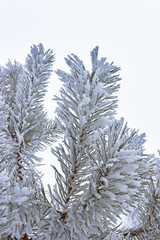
left=0, top=0, right=160, bottom=185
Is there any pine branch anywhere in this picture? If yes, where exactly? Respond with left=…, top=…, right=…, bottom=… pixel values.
left=1, top=45, right=159, bottom=239
left=41, top=47, right=122, bottom=239
left=0, top=44, right=58, bottom=239
left=123, top=177, right=160, bottom=239
left=42, top=47, right=157, bottom=240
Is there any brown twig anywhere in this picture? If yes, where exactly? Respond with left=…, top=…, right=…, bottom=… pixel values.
left=8, top=233, right=32, bottom=240
left=10, top=131, right=23, bottom=181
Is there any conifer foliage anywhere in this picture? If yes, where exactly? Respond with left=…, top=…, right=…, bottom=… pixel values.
left=0, top=44, right=160, bottom=239
left=0, top=44, right=57, bottom=239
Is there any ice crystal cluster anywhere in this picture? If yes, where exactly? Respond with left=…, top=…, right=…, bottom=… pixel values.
left=0, top=44, right=160, bottom=239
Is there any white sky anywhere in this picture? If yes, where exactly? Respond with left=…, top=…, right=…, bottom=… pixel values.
left=0, top=0, right=160, bottom=186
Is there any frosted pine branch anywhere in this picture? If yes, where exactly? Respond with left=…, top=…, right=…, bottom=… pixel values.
left=0, top=44, right=58, bottom=239
left=1, top=45, right=160, bottom=240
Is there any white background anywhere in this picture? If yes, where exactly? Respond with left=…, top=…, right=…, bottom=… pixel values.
left=0, top=0, right=160, bottom=186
